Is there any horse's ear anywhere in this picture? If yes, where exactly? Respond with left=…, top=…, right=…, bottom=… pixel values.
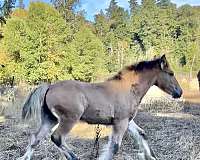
left=161, top=54, right=166, bottom=60
left=160, top=54, right=167, bottom=70
left=153, top=55, right=158, bottom=59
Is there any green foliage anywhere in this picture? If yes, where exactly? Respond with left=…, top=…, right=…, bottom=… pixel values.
left=70, top=26, right=108, bottom=81
left=2, top=2, right=74, bottom=83
left=1, top=2, right=108, bottom=84
left=142, top=0, right=156, bottom=9
left=129, top=0, right=138, bottom=15
left=51, top=0, right=79, bottom=22
left=1, top=1, right=200, bottom=85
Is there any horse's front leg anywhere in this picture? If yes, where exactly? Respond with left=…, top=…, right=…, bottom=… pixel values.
left=98, top=118, right=129, bottom=160
left=128, top=119, right=157, bottom=160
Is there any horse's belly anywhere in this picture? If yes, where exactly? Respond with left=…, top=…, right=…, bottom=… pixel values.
left=80, top=105, right=114, bottom=125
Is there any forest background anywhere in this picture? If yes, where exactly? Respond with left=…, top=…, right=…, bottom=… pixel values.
left=0, top=0, right=200, bottom=85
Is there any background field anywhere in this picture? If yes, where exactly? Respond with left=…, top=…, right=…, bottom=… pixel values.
left=0, top=77, right=200, bottom=160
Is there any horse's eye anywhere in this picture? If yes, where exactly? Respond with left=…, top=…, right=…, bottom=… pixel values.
left=164, top=70, right=174, bottom=76
left=169, top=72, right=174, bottom=76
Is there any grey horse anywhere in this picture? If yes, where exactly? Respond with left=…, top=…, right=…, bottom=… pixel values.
left=18, top=55, right=182, bottom=160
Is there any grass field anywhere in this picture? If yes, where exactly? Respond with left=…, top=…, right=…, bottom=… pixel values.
left=0, top=85, right=200, bottom=160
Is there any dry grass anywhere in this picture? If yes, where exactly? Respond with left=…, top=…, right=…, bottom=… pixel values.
left=1, top=85, right=200, bottom=160
left=71, top=123, right=111, bottom=139
left=183, top=90, right=200, bottom=104
left=0, top=116, right=5, bottom=123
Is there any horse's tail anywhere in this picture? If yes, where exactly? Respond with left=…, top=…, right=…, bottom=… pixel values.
left=22, top=84, right=49, bottom=120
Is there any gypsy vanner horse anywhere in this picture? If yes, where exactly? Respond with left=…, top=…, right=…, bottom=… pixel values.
left=18, top=55, right=182, bottom=160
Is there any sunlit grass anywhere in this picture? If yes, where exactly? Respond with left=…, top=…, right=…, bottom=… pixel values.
left=70, top=122, right=111, bottom=139
left=0, top=116, right=5, bottom=123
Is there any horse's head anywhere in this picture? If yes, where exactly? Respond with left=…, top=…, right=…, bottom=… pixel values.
left=155, top=55, right=182, bottom=98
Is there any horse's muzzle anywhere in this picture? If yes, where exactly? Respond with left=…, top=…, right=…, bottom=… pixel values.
left=172, top=88, right=182, bottom=98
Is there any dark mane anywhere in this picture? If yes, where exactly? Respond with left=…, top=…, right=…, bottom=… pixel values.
left=126, top=58, right=160, bottom=72
left=108, top=58, right=160, bottom=81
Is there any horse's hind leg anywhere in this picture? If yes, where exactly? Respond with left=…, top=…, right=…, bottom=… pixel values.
left=128, top=119, right=156, bottom=160
left=18, top=112, right=58, bottom=160
left=98, top=118, right=129, bottom=160
left=51, top=118, right=79, bottom=160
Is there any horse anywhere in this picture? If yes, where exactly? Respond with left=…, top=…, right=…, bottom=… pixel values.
left=18, top=54, right=182, bottom=160
left=197, top=70, right=200, bottom=91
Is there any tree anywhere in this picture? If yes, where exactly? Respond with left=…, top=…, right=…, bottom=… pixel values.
left=2, top=2, right=109, bottom=84
left=0, top=0, right=16, bottom=25
left=51, top=0, right=79, bottom=22
left=106, top=0, right=117, bottom=18
left=157, top=0, right=176, bottom=8
left=2, top=2, right=74, bottom=83
left=94, top=10, right=109, bottom=37
left=141, top=0, right=156, bottom=9
left=129, top=0, right=138, bottom=15
left=70, top=26, right=108, bottom=81
left=0, top=0, right=16, bottom=18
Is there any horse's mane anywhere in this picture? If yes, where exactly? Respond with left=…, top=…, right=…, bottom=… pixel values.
left=108, top=58, right=160, bottom=81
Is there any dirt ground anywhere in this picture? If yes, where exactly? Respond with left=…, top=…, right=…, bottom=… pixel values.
left=0, top=90, right=200, bottom=160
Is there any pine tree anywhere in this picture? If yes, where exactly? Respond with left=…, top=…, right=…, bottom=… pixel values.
left=157, top=0, right=176, bottom=8
left=94, top=10, right=109, bottom=37
left=2, top=0, right=16, bottom=17
left=106, top=0, right=118, bottom=19
left=129, top=0, right=138, bottom=15
left=51, top=0, right=79, bottom=22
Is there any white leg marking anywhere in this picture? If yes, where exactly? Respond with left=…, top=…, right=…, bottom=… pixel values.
left=129, top=119, right=145, bottom=135
left=128, top=120, right=155, bottom=160
left=98, top=119, right=129, bottom=160
left=17, top=144, right=33, bottom=160
left=51, top=110, right=60, bottom=133
left=17, top=122, right=55, bottom=160
left=98, top=136, right=112, bottom=160
left=51, top=123, right=59, bottom=133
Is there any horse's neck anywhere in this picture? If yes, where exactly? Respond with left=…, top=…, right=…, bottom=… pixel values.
left=132, top=70, right=157, bottom=102
left=105, top=70, right=157, bottom=101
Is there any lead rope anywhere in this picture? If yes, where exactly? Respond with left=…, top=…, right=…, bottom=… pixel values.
left=90, top=124, right=101, bottom=160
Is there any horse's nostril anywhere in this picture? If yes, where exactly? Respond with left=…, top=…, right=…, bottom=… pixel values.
left=173, top=88, right=182, bottom=98
left=177, top=88, right=182, bottom=96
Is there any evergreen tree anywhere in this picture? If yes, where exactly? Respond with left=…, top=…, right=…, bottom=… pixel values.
left=94, top=10, right=109, bottom=37
left=106, top=0, right=118, bottom=19
left=1, top=0, right=16, bottom=18
left=0, top=0, right=16, bottom=24
left=129, top=0, right=138, bottom=15
left=51, top=0, right=79, bottom=22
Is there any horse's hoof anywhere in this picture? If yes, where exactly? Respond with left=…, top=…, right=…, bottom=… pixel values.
left=150, top=156, right=157, bottom=160
left=139, top=130, right=148, bottom=140
left=150, top=148, right=157, bottom=160
left=68, top=152, right=79, bottom=160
